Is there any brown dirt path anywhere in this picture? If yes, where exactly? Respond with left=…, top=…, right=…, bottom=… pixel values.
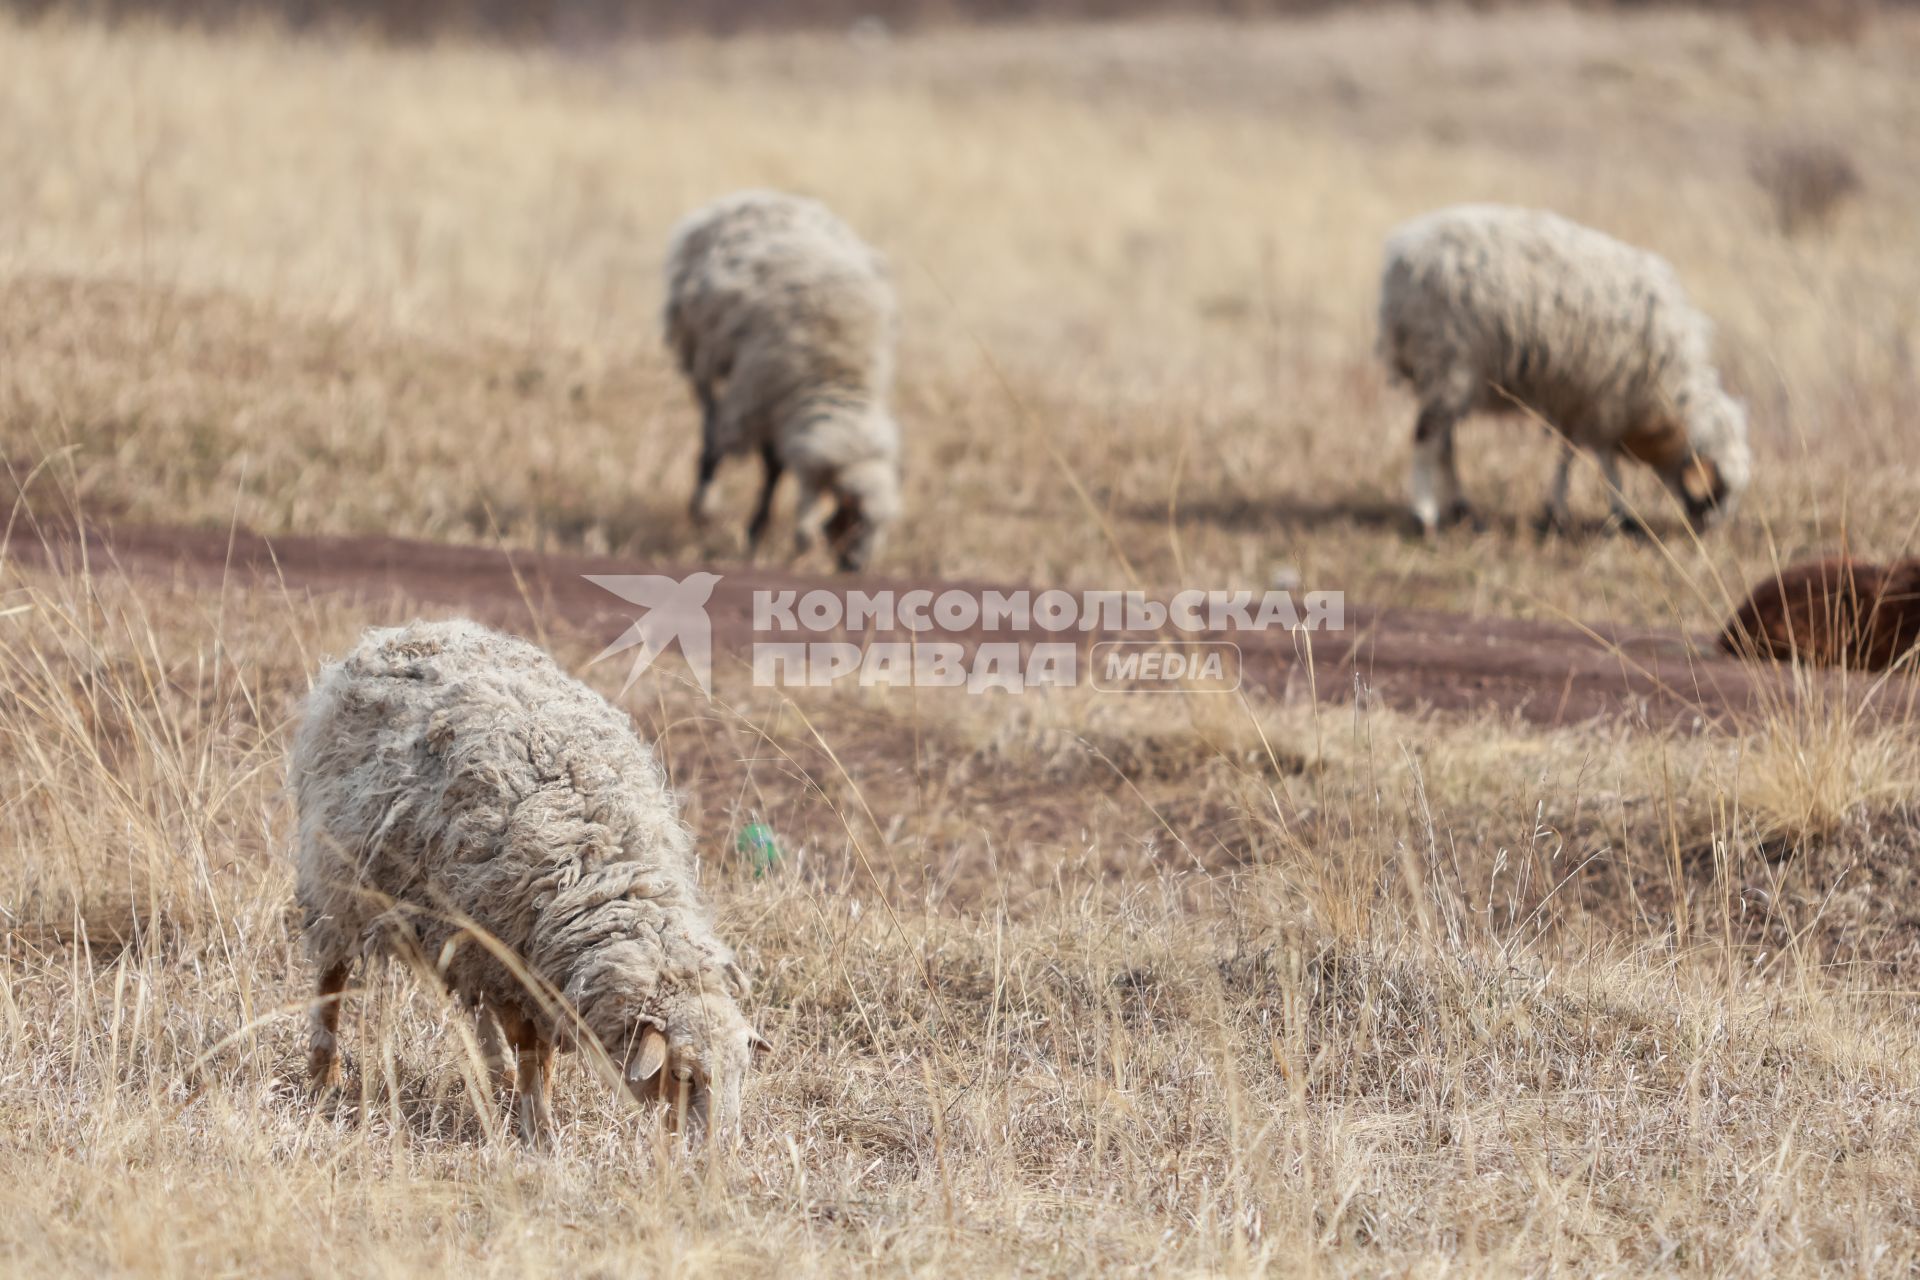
left=12, top=519, right=1909, bottom=729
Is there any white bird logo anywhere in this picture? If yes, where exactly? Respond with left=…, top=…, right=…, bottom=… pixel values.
left=585, top=572, right=723, bottom=695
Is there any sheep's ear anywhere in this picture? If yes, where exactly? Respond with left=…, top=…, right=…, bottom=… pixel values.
left=749, top=1030, right=773, bottom=1057
left=628, top=1027, right=670, bottom=1083
left=1681, top=457, right=1718, bottom=504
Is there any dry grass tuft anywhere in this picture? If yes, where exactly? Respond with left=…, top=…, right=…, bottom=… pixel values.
left=1735, top=702, right=1918, bottom=840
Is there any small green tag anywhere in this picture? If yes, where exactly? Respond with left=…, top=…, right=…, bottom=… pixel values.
left=736, top=823, right=780, bottom=876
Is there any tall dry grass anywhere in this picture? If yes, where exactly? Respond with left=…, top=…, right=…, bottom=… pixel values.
left=4, top=542, right=1920, bottom=1273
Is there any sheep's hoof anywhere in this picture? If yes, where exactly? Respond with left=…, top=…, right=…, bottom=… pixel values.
left=517, top=1120, right=555, bottom=1151
left=1534, top=505, right=1575, bottom=540
left=1414, top=500, right=1479, bottom=540
left=1607, top=512, right=1652, bottom=541
left=306, top=1054, right=341, bottom=1095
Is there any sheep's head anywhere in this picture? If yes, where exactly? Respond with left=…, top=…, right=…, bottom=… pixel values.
left=828, top=453, right=901, bottom=573
left=621, top=988, right=769, bottom=1136
left=565, top=939, right=767, bottom=1137
left=1667, top=383, right=1752, bottom=532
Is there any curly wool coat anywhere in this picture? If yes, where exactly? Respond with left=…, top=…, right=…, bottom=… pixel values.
left=1379, top=203, right=1751, bottom=534
left=292, top=619, right=756, bottom=1134
left=666, top=189, right=902, bottom=570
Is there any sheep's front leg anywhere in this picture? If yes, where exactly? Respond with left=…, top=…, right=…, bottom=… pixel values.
left=307, top=961, right=351, bottom=1091
left=498, top=1008, right=555, bottom=1146
left=791, top=473, right=830, bottom=559
left=746, top=442, right=785, bottom=555
left=515, top=1038, right=556, bottom=1147
left=1600, top=451, right=1650, bottom=540
left=1410, top=404, right=1469, bottom=538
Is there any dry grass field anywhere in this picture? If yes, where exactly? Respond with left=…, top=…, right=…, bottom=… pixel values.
left=4, top=5, right=1920, bottom=1274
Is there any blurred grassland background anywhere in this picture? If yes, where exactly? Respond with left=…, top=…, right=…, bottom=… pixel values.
left=3, top=4, right=1917, bottom=616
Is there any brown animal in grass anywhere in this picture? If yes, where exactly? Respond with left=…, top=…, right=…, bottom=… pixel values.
left=1720, top=557, right=1920, bottom=672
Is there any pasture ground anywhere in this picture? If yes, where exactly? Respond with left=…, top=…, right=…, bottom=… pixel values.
left=3, top=8, right=1920, bottom=1274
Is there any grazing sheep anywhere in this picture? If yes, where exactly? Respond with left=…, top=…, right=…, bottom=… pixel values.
left=666, top=189, right=902, bottom=572
left=293, top=619, right=766, bottom=1143
left=1720, top=557, right=1920, bottom=672
left=1379, top=203, right=1752, bottom=539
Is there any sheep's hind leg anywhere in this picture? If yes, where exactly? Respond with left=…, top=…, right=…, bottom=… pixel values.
left=1411, top=404, right=1472, bottom=538
left=1437, top=424, right=1476, bottom=529
left=475, top=1004, right=514, bottom=1095
left=307, top=961, right=351, bottom=1091
left=1535, top=441, right=1577, bottom=538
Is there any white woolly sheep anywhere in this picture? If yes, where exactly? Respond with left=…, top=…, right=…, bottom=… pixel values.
left=665, top=189, right=902, bottom=572
left=292, top=619, right=766, bottom=1144
left=1379, top=203, right=1752, bottom=539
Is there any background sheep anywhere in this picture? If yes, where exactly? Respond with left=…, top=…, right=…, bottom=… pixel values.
left=1720, top=557, right=1920, bottom=672
left=665, top=189, right=902, bottom=572
left=292, top=619, right=766, bottom=1143
left=1379, top=203, right=1752, bottom=539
